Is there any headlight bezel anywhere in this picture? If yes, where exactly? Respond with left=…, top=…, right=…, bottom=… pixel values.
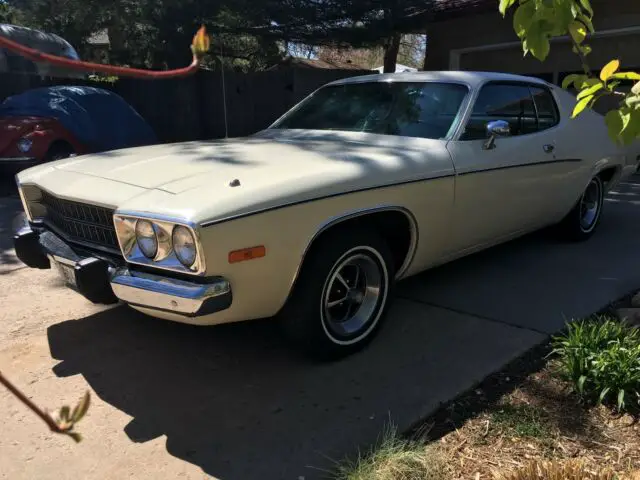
left=114, top=213, right=206, bottom=276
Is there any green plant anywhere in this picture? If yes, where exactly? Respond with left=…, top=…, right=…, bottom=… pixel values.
left=333, top=424, right=448, bottom=480
left=552, top=317, right=640, bottom=412
left=491, top=403, right=549, bottom=439
left=499, top=0, right=640, bottom=145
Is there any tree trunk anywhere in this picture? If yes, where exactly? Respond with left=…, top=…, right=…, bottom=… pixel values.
left=383, top=32, right=401, bottom=73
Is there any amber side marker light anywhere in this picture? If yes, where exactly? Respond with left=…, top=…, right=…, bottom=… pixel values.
left=228, top=246, right=266, bottom=264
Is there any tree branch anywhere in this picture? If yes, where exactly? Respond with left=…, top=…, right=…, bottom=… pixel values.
left=571, top=38, right=592, bottom=77
left=0, top=371, right=62, bottom=433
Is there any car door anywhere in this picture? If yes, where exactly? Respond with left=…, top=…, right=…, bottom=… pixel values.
left=444, top=81, right=561, bottom=254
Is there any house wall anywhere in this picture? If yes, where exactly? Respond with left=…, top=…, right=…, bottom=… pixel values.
left=425, top=0, right=640, bottom=77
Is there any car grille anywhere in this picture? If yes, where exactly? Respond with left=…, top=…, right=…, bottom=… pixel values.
left=39, top=190, right=120, bottom=251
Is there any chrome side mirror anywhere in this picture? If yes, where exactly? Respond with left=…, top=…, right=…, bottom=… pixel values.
left=483, top=120, right=511, bottom=150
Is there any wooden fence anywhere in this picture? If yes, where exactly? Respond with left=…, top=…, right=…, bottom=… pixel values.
left=0, top=67, right=371, bottom=143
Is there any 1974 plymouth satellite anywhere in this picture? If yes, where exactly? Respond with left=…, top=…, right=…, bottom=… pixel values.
left=13, top=71, right=640, bottom=359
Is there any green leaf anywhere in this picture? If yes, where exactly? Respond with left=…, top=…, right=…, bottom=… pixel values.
left=525, top=22, right=551, bottom=62
left=620, top=109, right=640, bottom=144
left=513, top=1, right=536, bottom=38
left=577, top=82, right=603, bottom=100
left=499, top=0, right=517, bottom=16
left=598, top=386, right=611, bottom=404
left=580, top=0, right=594, bottom=17
left=67, top=431, right=83, bottom=443
left=633, top=81, right=640, bottom=95
left=562, top=74, right=584, bottom=89
left=577, top=375, right=586, bottom=393
left=59, top=406, right=70, bottom=422
left=605, top=110, right=624, bottom=140
left=610, top=72, right=640, bottom=81
left=71, top=391, right=90, bottom=423
left=621, top=111, right=632, bottom=133
left=569, top=21, right=587, bottom=44
left=617, top=389, right=626, bottom=410
left=578, top=14, right=595, bottom=33
left=600, top=59, right=620, bottom=81
left=572, top=95, right=593, bottom=118
left=625, top=95, right=640, bottom=108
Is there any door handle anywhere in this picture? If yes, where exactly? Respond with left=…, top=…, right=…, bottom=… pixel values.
left=543, top=144, right=555, bottom=153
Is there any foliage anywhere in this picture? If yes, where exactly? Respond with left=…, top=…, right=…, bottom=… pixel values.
left=551, top=317, right=640, bottom=413
left=333, top=424, right=448, bottom=480
left=499, top=0, right=640, bottom=145
left=492, top=459, right=617, bottom=480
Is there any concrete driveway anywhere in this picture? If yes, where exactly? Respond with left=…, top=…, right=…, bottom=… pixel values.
left=1, top=175, right=639, bottom=480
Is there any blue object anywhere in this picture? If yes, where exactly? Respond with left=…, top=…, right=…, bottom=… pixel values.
left=0, top=85, right=157, bottom=152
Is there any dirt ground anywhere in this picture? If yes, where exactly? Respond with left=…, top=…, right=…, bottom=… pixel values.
left=0, top=264, right=213, bottom=479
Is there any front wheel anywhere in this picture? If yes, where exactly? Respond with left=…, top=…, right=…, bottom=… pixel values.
left=558, top=175, right=604, bottom=241
left=279, top=228, right=395, bottom=360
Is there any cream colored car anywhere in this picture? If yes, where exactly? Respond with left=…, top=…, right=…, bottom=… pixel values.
left=13, top=71, right=639, bottom=359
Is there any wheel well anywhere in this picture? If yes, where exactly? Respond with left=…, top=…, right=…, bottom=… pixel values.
left=305, top=209, right=416, bottom=277
left=47, top=140, right=73, bottom=154
left=597, top=166, right=618, bottom=187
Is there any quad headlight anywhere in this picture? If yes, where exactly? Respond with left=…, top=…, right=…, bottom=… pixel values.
left=114, top=214, right=204, bottom=275
left=172, top=225, right=197, bottom=268
left=135, top=220, right=158, bottom=259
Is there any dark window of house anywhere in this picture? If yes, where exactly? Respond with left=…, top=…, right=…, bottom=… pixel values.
left=461, top=83, right=537, bottom=140
left=530, top=86, right=559, bottom=131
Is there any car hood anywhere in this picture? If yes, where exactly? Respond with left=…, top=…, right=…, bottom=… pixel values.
left=21, top=129, right=450, bottom=223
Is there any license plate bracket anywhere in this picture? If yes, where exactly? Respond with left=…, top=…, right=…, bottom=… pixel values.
left=50, top=256, right=78, bottom=290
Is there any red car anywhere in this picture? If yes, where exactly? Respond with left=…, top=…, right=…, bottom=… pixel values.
left=0, top=115, right=86, bottom=169
left=0, top=85, right=156, bottom=172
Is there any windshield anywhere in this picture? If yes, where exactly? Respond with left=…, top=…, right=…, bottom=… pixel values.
left=271, top=81, right=469, bottom=139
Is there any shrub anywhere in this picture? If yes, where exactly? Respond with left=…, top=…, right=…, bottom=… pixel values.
left=333, top=424, right=448, bottom=480
left=552, top=317, right=640, bottom=412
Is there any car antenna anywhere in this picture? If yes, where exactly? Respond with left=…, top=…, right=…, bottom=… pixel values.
left=220, top=40, right=229, bottom=139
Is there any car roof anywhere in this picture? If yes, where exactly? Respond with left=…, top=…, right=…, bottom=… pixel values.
left=327, top=71, right=554, bottom=89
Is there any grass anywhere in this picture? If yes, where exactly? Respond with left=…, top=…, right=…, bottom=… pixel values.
left=490, top=403, right=550, bottom=440
left=333, top=425, right=448, bottom=480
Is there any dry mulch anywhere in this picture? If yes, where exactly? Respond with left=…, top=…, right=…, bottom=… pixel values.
left=431, top=362, right=640, bottom=479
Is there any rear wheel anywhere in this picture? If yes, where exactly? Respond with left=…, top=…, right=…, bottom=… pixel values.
left=558, top=175, right=604, bottom=241
left=279, top=227, right=395, bottom=360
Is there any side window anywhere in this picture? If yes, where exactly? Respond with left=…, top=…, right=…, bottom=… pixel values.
left=461, top=84, right=537, bottom=141
left=530, top=87, right=559, bottom=131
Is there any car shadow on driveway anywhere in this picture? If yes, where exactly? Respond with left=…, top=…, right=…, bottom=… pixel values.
left=47, top=300, right=541, bottom=480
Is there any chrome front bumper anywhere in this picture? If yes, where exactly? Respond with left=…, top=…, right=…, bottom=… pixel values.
left=110, top=269, right=231, bottom=317
left=14, top=226, right=232, bottom=318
